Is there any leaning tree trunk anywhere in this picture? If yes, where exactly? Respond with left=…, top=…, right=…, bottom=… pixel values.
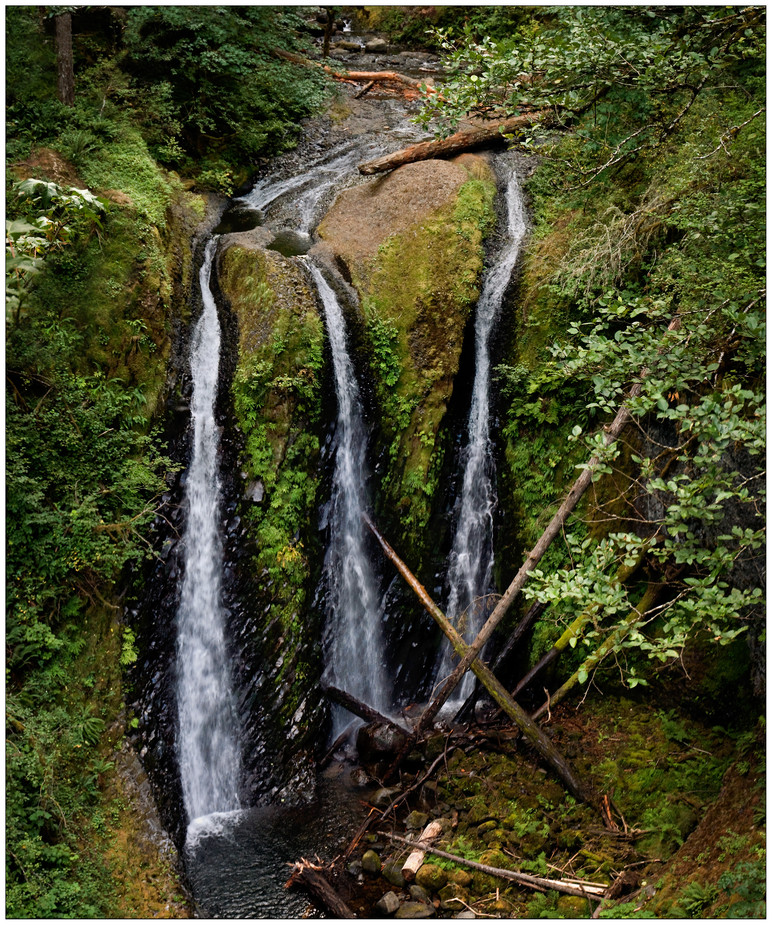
left=364, top=515, right=596, bottom=807
left=418, top=315, right=681, bottom=722
left=55, top=11, right=75, bottom=107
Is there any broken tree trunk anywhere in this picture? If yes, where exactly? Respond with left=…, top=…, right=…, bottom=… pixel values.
left=380, top=832, right=607, bottom=899
left=401, top=820, right=444, bottom=882
left=416, top=315, right=680, bottom=725
left=322, top=684, right=411, bottom=736
left=358, top=111, right=548, bottom=175
left=532, top=581, right=665, bottom=721
left=363, top=514, right=596, bottom=806
left=286, top=860, right=355, bottom=918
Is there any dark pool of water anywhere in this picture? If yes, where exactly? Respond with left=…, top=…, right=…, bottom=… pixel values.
left=184, top=764, right=373, bottom=918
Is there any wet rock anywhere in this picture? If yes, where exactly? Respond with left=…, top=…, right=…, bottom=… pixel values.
left=466, top=803, right=493, bottom=825
left=375, top=891, right=401, bottom=915
left=405, top=810, right=430, bottom=830
left=410, top=884, right=432, bottom=903
left=349, top=767, right=371, bottom=788
left=365, top=38, right=389, bottom=53
left=449, top=869, right=473, bottom=889
left=373, top=786, right=401, bottom=808
left=333, top=40, right=362, bottom=52
left=491, top=897, right=517, bottom=915
left=382, top=859, right=407, bottom=888
left=395, top=900, right=435, bottom=918
left=415, top=863, right=448, bottom=893
left=357, top=721, right=409, bottom=763
left=362, top=849, right=382, bottom=875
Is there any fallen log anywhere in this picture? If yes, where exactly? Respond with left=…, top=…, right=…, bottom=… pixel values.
left=322, top=683, right=411, bottom=736
left=454, top=600, right=546, bottom=721
left=401, top=820, right=444, bottom=882
left=416, top=314, right=682, bottom=728
left=363, top=514, right=595, bottom=806
left=379, top=832, right=607, bottom=899
left=358, top=111, right=548, bottom=175
left=285, top=859, right=356, bottom=918
left=271, top=47, right=436, bottom=94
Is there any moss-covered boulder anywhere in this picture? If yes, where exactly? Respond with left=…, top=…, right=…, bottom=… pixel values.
left=316, top=155, right=496, bottom=566
left=216, top=235, right=328, bottom=799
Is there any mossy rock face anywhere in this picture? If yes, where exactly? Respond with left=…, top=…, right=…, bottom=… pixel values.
left=216, top=236, right=328, bottom=792
left=317, top=155, right=496, bottom=565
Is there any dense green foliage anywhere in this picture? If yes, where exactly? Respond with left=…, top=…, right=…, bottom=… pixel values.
left=5, top=173, right=179, bottom=914
left=5, top=8, right=334, bottom=913
left=6, top=6, right=328, bottom=191
left=422, top=7, right=765, bottom=693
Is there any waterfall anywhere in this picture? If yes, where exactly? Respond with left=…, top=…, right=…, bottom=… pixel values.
left=308, top=263, right=390, bottom=735
left=438, top=164, right=527, bottom=705
left=176, top=237, right=242, bottom=823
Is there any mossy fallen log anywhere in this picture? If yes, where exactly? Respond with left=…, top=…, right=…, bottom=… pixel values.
left=358, top=111, right=548, bottom=175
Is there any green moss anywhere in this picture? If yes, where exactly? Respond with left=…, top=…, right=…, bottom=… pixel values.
left=357, top=175, right=496, bottom=563
left=220, top=245, right=324, bottom=644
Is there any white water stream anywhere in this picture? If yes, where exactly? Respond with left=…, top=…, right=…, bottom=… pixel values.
left=176, top=238, right=242, bottom=825
left=309, top=263, right=391, bottom=735
left=438, top=163, right=528, bottom=706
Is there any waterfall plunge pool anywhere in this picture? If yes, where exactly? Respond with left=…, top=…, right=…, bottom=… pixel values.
left=184, top=766, right=376, bottom=917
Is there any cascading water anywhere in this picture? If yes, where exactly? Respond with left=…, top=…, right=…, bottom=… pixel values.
left=437, top=162, right=527, bottom=706
left=309, top=263, right=391, bottom=735
left=176, top=237, right=242, bottom=824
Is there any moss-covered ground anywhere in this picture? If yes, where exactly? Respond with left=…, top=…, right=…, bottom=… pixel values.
left=334, top=687, right=764, bottom=918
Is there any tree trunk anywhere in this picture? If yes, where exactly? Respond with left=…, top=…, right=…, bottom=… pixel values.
left=380, top=832, right=607, bottom=898
left=358, top=111, right=547, bottom=175
left=363, top=515, right=596, bottom=807
left=322, top=8, right=334, bottom=58
left=417, top=394, right=643, bottom=728
left=322, top=684, right=411, bottom=736
left=55, top=12, right=75, bottom=107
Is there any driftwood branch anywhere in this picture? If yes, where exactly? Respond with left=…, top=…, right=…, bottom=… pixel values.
left=379, top=832, right=607, bottom=899
left=363, top=514, right=596, bottom=806
left=285, top=859, right=356, bottom=918
left=401, top=820, right=444, bottom=882
left=358, top=111, right=549, bottom=175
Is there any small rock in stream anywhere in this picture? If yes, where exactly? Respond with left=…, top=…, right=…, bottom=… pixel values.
left=361, top=849, right=382, bottom=875
left=375, top=891, right=401, bottom=915
left=395, top=900, right=435, bottom=918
